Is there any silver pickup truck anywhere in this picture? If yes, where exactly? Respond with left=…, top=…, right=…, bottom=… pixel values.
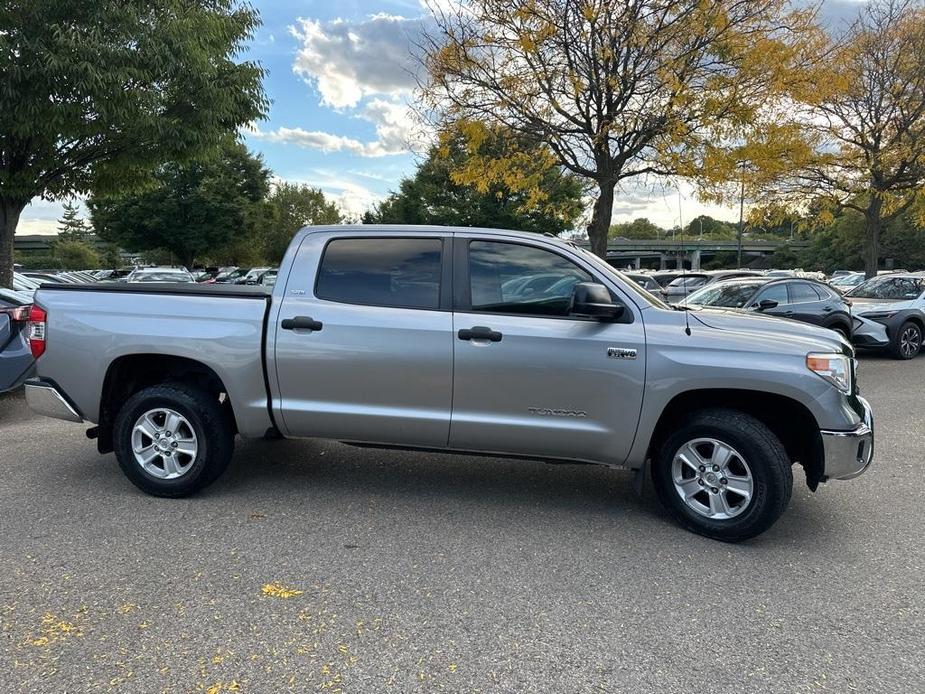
left=23, top=226, right=873, bottom=541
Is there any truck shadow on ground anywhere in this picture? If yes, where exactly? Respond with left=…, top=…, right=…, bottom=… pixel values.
left=198, top=437, right=832, bottom=546
left=216, top=436, right=664, bottom=522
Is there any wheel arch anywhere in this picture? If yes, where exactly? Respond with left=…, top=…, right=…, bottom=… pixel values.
left=97, top=354, right=236, bottom=454
left=647, top=388, right=825, bottom=490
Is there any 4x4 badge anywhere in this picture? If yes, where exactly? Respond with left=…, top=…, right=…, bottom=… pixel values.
left=607, top=347, right=637, bottom=360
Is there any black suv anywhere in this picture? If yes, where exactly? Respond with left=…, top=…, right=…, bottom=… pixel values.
left=681, top=277, right=853, bottom=337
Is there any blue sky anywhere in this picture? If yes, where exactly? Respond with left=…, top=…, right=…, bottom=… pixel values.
left=18, top=0, right=869, bottom=236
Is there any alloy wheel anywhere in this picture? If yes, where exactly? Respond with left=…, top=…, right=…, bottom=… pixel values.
left=671, top=438, right=754, bottom=520
left=900, top=325, right=921, bottom=358
left=130, top=408, right=198, bottom=479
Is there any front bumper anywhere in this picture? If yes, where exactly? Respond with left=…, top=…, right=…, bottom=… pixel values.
left=24, top=379, right=83, bottom=423
left=820, top=395, right=874, bottom=481
left=851, top=316, right=890, bottom=348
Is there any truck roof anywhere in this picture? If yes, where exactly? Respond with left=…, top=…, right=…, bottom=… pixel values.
left=295, top=224, right=579, bottom=248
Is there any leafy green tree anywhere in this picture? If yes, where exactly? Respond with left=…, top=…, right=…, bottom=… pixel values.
left=364, top=124, right=583, bottom=235
left=57, top=200, right=92, bottom=242
left=264, top=184, right=342, bottom=263
left=0, top=0, right=267, bottom=286
left=683, top=216, right=738, bottom=239
left=609, top=218, right=664, bottom=240
left=89, top=142, right=270, bottom=268
left=52, top=239, right=100, bottom=270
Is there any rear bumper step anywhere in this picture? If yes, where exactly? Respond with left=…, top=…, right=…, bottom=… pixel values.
left=24, top=379, right=83, bottom=423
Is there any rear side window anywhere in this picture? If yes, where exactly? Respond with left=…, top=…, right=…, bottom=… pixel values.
left=316, top=238, right=442, bottom=309
left=790, top=282, right=822, bottom=303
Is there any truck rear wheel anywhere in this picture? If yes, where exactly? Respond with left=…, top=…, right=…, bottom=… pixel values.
left=113, top=383, right=234, bottom=497
left=651, top=408, right=792, bottom=542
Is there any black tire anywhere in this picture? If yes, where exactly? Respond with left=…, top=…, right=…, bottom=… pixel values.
left=651, top=408, right=792, bottom=542
left=889, top=321, right=922, bottom=360
left=113, top=383, right=234, bottom=497
left=831, top=324, right=851, bottom=340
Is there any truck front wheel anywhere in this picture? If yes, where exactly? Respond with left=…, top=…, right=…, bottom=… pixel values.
left=651, top=408, right=792, bottom=542
left=113, top=383, right=234, bottom=497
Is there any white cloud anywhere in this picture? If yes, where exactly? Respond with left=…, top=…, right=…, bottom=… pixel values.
left=253, top=99, right=428, bottom=158
left=289, top=14, right=425, bottom=109
left=16, top=198, right=85, bottom=236
left=254, top=126, right=388, bottom=157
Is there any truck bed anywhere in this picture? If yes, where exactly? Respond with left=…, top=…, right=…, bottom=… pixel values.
left=34, top=282, right=271, bottom=299
left=31, top=283, right=274, bottom=437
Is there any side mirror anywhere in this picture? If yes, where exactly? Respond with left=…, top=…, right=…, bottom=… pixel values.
left=757, top=299, right=779, bottom=310
left=570, top=282, right=625, bottom=320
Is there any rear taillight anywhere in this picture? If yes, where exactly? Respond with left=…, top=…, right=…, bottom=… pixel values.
left=1, top=305, right=31, bottom=322
left=26, top=305, right=47, bottom=358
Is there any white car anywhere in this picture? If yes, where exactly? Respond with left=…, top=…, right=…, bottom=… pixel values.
left=125, top=268, right=195, bottom=283
left=847, top=274, right=925, bottom=359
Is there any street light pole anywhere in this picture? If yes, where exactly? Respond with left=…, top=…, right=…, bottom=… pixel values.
left=737, top=175, right=745, bottom=268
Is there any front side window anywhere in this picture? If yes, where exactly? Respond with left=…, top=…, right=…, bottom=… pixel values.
left=316, top=238, right=442, bottom=309
left=468, top=241, right=592, bottom=317
left=755, top=283, right=789, bottom=305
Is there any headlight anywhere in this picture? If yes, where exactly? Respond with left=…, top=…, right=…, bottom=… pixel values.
left=861, top=311, right=896, bottom=319
left=806, top=353, right=852, bottom=393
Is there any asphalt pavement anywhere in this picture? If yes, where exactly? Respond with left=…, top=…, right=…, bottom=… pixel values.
left=0, top=355, right=922, bottom=693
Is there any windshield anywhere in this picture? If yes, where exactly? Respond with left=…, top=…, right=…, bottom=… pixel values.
left=574, top=247, right=670, bottom=309
left=847, top=276, right=925, bottom=300
left=685, top=281, right=764, bottom=308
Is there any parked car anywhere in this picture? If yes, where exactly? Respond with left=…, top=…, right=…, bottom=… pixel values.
left=94, top=269, right=133, bottom=282
left=237, top=267, right=273, bottom=285
left=11, top=272, right=40, bottom=297
left=125, top=268, right=195, bottom=283
left=846, top=274, right=925, bottom=359
left=681, top=277, right=853, bottom=337
left=212, top=267, right=245, bottom=284
left=0, top=288, right=34, bottom=393
left=664, top=270, right=763, bottom=302
left=623, top=272, right=666, bottom=297
left=24, top=225, right=873, bottom=542
left=829, top=272, right=865, bottom=292
left=23, top=272, right=79, bottom=285
left=648, top=270, right=689, bottom=288
left=257, top=269, right=279, bottom=288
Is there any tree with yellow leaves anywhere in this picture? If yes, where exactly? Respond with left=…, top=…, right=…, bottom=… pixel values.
left=419, top=0, right=820, bottom=257
left=790, top=0, right=925, bottom=278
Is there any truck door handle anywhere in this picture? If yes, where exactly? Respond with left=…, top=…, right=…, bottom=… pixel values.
left=458, top=326, right=502, bottom=342
left=281, top=316, right=323, bottom=331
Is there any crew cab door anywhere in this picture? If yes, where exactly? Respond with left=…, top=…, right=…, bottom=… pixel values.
left=448, top=235, right=646, bottom=465
left=271, top=232, right=454, bottom=447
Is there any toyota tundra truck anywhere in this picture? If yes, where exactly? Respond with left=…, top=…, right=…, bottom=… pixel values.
left=23, top=226, right=874, bottom=541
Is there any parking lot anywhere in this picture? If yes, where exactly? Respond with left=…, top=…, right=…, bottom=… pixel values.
left=0, top=355, right=922, bottom=693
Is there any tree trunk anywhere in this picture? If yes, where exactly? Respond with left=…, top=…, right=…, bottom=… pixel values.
left=0, top=199, right=27, bottom=289
left=864, top=196, right=882, bottom=279
left=587, top=180, right=615, bottom=259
